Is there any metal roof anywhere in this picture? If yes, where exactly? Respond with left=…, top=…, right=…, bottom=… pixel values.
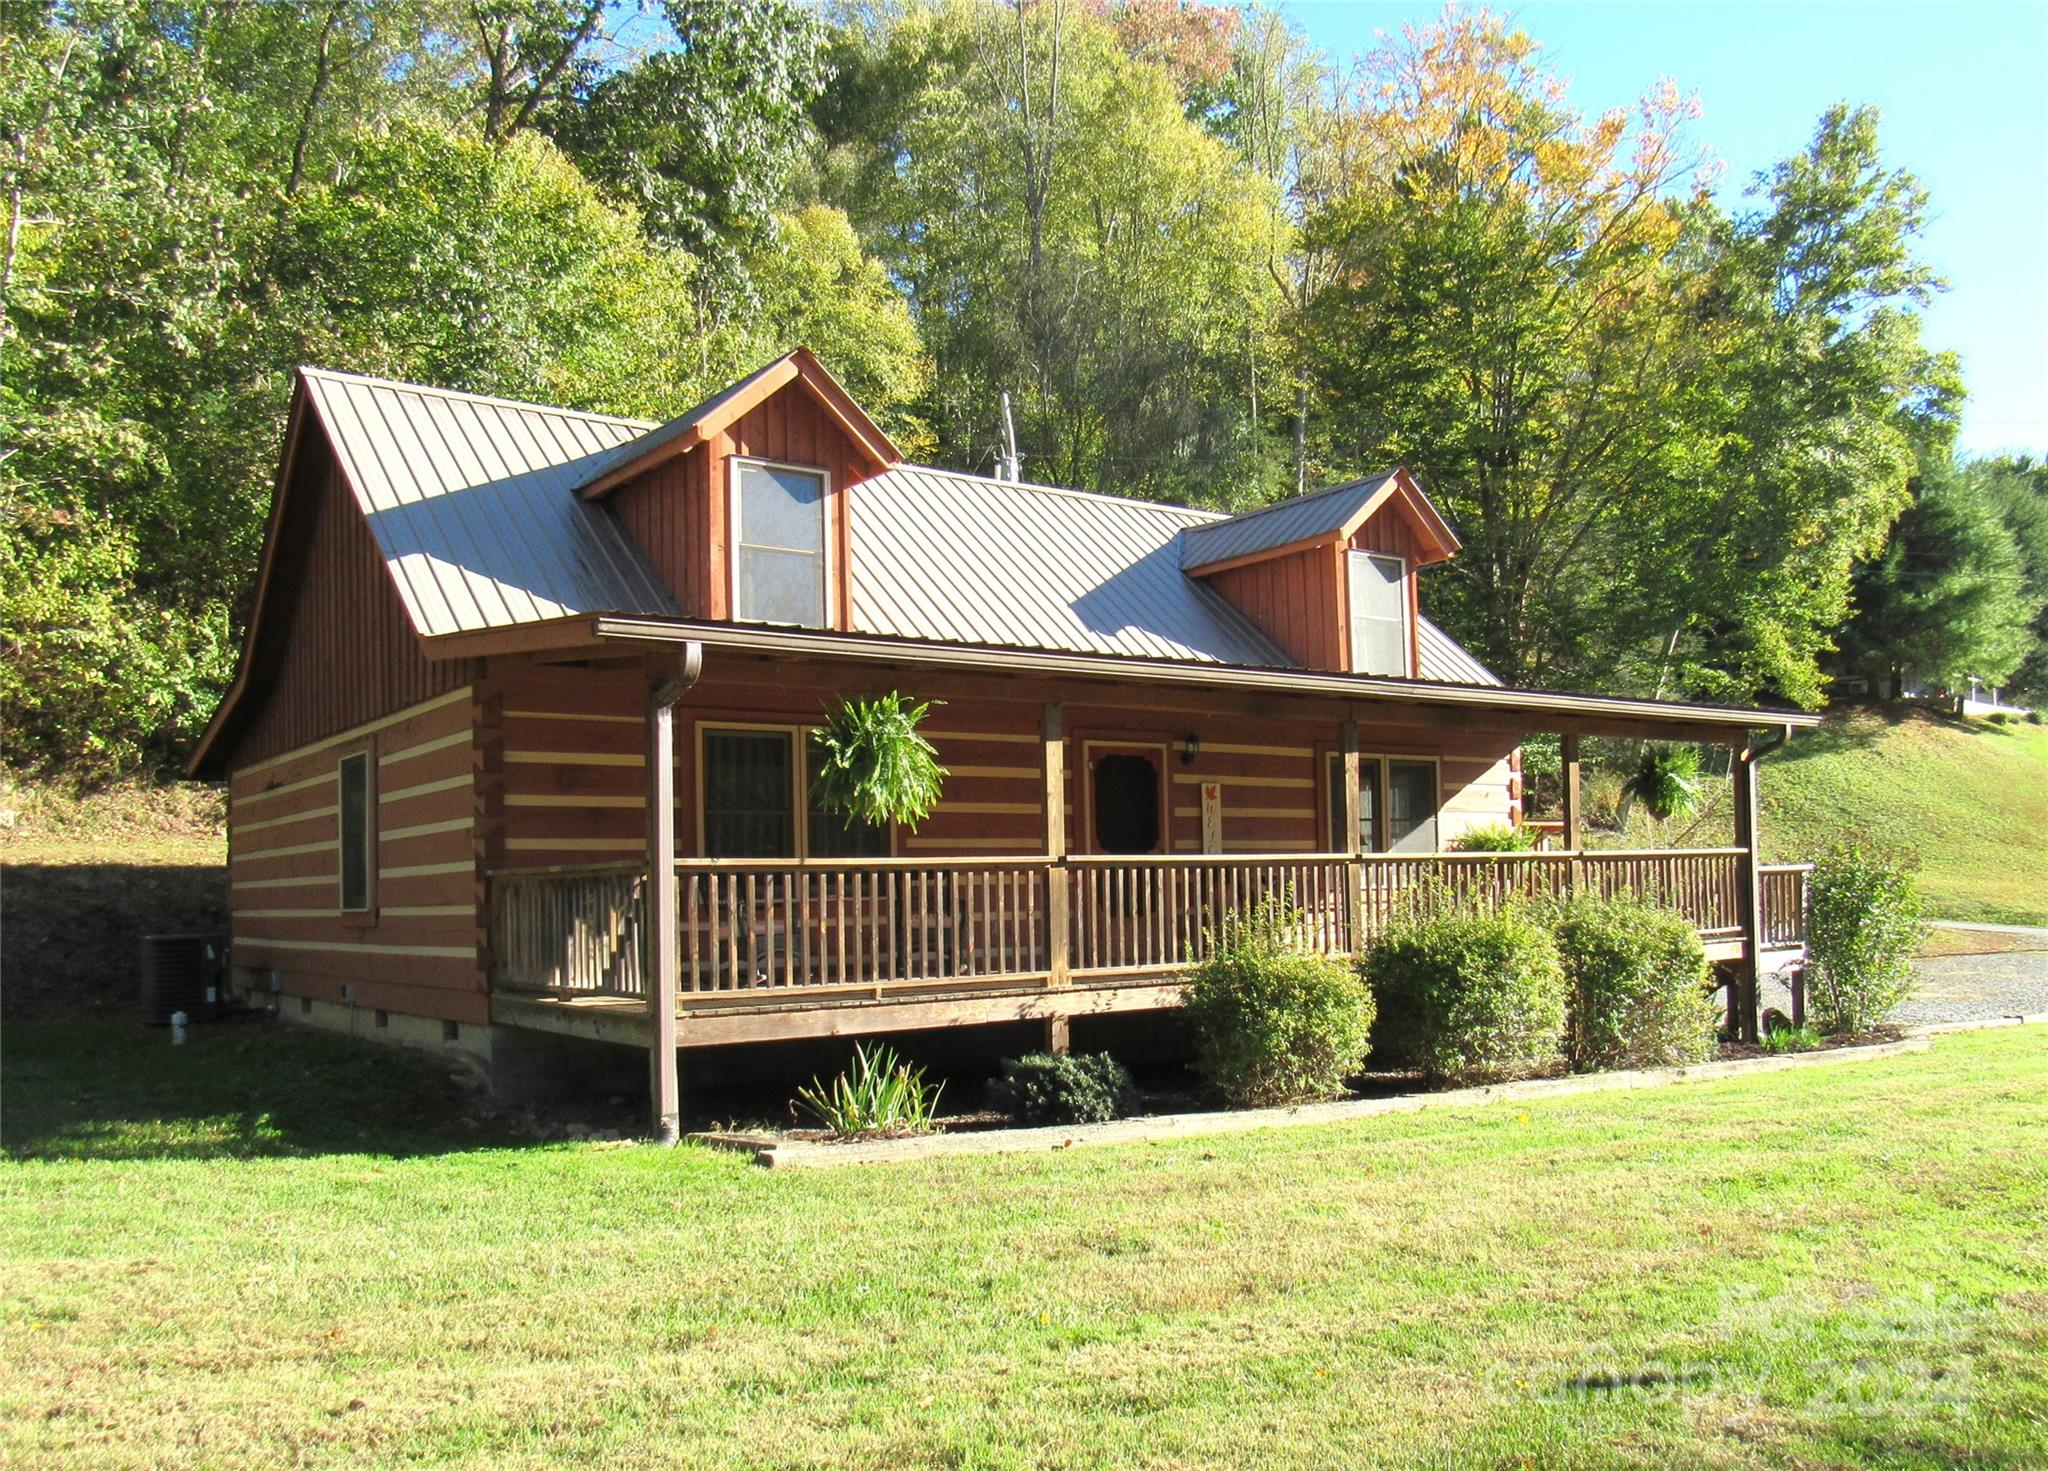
left=568, top=356, right=786, bottom=496
left=1418, top=616, right=1500, bottom=686
left=299, top=368, right=1502, bottom=685
left=847, top=466, right=1288, bottom=666
left=1179, top=471, right=1401, bottom=571
left=301, top=368, right=676, bottom=636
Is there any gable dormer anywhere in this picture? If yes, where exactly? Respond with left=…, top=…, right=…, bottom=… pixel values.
left=1181, top=470, right=1459, bottom=677
left=578, top=348, right=899, bottom=630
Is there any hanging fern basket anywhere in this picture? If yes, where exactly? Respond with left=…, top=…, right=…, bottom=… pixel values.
left=1625, top=743, right=1703, bottom=824
left=810, top=693, right=948, bottom=832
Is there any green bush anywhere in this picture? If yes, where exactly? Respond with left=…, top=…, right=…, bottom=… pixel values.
left=1760, top=1021, right=1823, bottom=1054
left=1362, top=908, right=1567, bottom=1086
left=1550, top=894, right=1717, bottom=1071
left=796, top=1043, right=945, bottom=1138
left=1448, top=821, right=1536, bottom=852
left=987, top=1051, right=1137, bottom=1126
left=1183, top=894, right=1374, bottom=1107
left=1807, top=844, right=1923, bottom=1034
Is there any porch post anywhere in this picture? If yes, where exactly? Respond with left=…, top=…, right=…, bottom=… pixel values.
left=1731, top=743, right=1764, bottom=1045
left=1340, top=717, right=1364, bottom=951
left=1041, top=700, right=1070, bottom=1054
left=1560, top=734, right=1583, bottom=852
left=646, top=644, right=703, bottom=1145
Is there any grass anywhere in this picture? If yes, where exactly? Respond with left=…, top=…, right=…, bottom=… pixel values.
left=1761, top=708, right=2048, bottom=926
left=4, top=1020, right=2045, bottom=1469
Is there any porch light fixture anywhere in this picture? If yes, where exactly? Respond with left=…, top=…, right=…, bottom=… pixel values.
left=1179, top=733, right=1200, bottom=764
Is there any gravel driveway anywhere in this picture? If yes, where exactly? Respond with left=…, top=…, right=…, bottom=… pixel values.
left=1761, top=926, right=2048, bottom=1027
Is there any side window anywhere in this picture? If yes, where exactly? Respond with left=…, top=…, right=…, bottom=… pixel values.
left=1348, top=551, right=1411, bottom=677
left=1325, top=753, right=1384, bottom=853
left=699, top=727, right=890, bottom=858
left=339, top=751, right=374, bottom=911
left=732, top=461, right=827, bottom=628
left=701, top=729, right=797, bottom=858
left=1386, top=759, right=1438, bottom=854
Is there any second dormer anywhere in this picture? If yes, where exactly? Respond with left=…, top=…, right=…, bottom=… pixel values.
left=576, top=348, right=900, bottom=629
left=1179, top=470, right=1460, bottom=677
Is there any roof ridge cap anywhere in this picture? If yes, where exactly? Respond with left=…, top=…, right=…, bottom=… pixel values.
left=887, top=463, right=1227, bottom=522
left=299, top=366, right=659, bottom=430
left=1183, top=471, right=1397, bottom=537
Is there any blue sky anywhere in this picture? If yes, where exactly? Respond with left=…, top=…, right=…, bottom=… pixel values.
left=1278, top=1, right=2048, bottom=460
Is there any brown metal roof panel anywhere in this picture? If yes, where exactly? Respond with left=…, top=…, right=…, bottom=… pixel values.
left=300, top=369, right=674, bottom=638
left=1179, top=473, right=1398, bottom=570
left=847, top=465, right=1289, bottom=666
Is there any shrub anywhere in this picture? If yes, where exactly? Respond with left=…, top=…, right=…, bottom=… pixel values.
left=1806, top=844, right=1923, bottom=1033
left=1550, top=894, right=1717, bottom=1071
left=1448, top=821, right=1536, bottom=852
left=1183, top=894, right=1374, bottom=1107
left=1362, top=908, right=1567, bottom=1085
left=988, top=1051, right=1137, bottom=1126
left=796, top=1043, right=945, bottom=1138
left=1760, top=1021, right=1822, bottom=1054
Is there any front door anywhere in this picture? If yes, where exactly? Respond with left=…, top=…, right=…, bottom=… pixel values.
left=1084, top=742, right=1167, bottom=854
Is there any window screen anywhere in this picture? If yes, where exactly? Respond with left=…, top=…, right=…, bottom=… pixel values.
left=1325, top=753, right=1383, bottom=852
left=806, top=743, right=890, bottom=858
left=1386, top=760, right=1438, bottom=854
left=734, top=462, right=826, bottom=627
left=701, top=730, right=797, bottom=857
left=1348, top=551, right=1410, bottom=676
left=339, top=751, right=373, bottom=911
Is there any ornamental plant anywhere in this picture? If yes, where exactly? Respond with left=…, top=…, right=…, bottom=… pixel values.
left=1183, top=893, right=1375, bottom=1107
left=1806, top=843, right=1923, bottom=1034
left=1448, top=821, right=1536, bottom=852
left=796, top=1043, right=945, bottom=1138
left=1550, top=893, right=1717, bottom=1071
left=988, top=1051, right=1138, bottom=1126
left=810, top=692, right=947, bottom=830
left=1623, top=743, right=1703, bottom=823
left=1362, top=907, right=1567, bottom=1085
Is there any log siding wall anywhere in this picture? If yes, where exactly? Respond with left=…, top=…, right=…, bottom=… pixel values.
left=486, top=659, right=1518, bottom=872
left=227, top=688, right=486, bottom=1023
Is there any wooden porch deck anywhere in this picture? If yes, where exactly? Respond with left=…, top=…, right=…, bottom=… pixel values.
left=487, top=852, right=1812, bottom=1046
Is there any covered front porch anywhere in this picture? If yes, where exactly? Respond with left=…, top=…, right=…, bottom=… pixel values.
left=487, top=847, right=1812, bottom=1050
left=456, top=619, right=1821, bottom=1137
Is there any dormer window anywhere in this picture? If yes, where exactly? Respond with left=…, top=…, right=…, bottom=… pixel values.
left=1348, top=550, right=1411, bottom=676
left=732, top=458, right=829, bottom=627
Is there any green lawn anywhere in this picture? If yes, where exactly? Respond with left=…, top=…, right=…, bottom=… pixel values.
left=4, top=1022, right=2045, bottom=1469
left=1761, top=709, right=2048, bottom=926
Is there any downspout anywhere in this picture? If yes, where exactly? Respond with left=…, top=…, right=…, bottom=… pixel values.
left=647, top=643, right=704, bottom=1146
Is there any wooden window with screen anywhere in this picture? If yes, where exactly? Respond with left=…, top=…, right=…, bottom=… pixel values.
left=699, top=726, right=888, bottom=858
left=1386, top=759, right=1439, bottom=853
left=732, top=460, right=828, bottom=628
left=338, top=751, right=374, bottom=911
left=1348, top=551, right=1411, bottom=676
left=1325, top=752, right=1384, bottom=852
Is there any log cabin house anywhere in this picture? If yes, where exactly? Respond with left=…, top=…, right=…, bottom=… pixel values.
left=189, top=349, right=1819, bottom=1137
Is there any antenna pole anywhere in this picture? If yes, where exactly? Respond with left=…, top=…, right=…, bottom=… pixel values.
left=999, top=390, right=1020, bottom=482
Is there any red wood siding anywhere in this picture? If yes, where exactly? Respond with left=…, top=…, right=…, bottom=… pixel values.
left=1206, top=546, right=1345, bottom=671
left=1350, top=505, right=1429, bottom=675
left=226, top=689, right=486, bottom=1023
left=229, top=430, right=475, bottom=767
left=603, top=383, right=885, bottom=624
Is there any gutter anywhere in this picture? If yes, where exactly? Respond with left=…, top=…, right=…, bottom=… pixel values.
left=580, top=616, right=1825, bottom=737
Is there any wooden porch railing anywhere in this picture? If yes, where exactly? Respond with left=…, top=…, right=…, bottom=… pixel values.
left=487, top=849, right=1810, bottom=1001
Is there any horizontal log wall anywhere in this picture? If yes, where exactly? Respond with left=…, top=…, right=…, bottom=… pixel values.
left=227, top=687, right=486, bottom=1023
left=487, top=658, right=1518, bottom=870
